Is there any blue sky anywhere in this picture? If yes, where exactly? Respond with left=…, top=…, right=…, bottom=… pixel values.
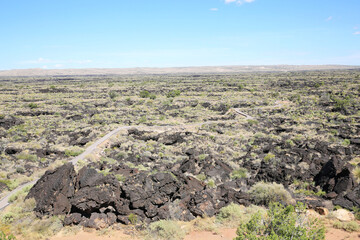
left=0, top=0, right=359, bottom=70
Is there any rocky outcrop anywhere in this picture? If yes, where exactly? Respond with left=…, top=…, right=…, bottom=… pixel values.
left=26, top=163, right=76, bottom=216
left=314, top=157, right=359, bottom=209
left=27, top=162, right=250, bottom=228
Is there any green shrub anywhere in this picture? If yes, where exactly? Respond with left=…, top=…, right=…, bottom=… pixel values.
left=138, top=91, right=156, bottom=99
left=206, top=179, right=216, bottom=188
left=196, top=173, right=206, bottom=181
left=16, top=152, right=37, bottom=162
left=0, top=179, right=19, bottom=191
left=217, top=203, right=244, bottom=223
left=333, top=220, right=360, bottom=232
left=128, top=213, right=137, bottom=225
left=108, top=91, right=118, bottom=100
left=342, top=139, right=351, bottom=146
left=249, top=182, right=294, bottom=206
left=247, top=119, right=259, bottom=126
left=235, top=202, right=325, bottom=240
left=166, top=90, right=181, bottom=98
left=64, top=147, right=84, bottom=157
left=0, top=230, right=15, bottom=240
left=8, top=185, right=33, bottom=203
left=295, top=189, right=326, bottom=197
left=352, top=206, right=360, bottom=221
left=27, top=103, right=38, bottom=109
left=231, top=168, right=248, bottom=179
left=331, top=95, right=351, bottom=111
left=115, top=174, right=126, bottom=182
left=264, top=153, right=275, bottom=163
left=198, top=154, right=207, bottom=161
left=217, top=204, right=266, bottom=228
left=148, top=220, right=186, bottom=240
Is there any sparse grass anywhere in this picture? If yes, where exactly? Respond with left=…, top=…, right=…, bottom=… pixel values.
left=333, top=221, right=360, bottom=232
left=217, top=203, right=266, bottom=228
left=148, top=220, right=187, bottom=240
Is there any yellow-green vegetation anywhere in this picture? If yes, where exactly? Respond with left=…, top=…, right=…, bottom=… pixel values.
left=147, top=220, right=187, bottom=240
left=263, top=153, right=275, bottom=163
left=0, top=231, right=15, bottom=240
left=0, top=186, right=63, bottom=240
left=292, top=180, right=326, bottom=197
left=333, top=220, right=360, bottom=232
left=235, top=202, right=325, bottom=240
left=353, top=166, right=360, bottom=183
left=249, top=182, right=294, bottom=206
left=230, top=168, right=248, bottom=179
left=128, top=213, right=138, bottom=225
left=216, top=203, right=266, bottom=228
left=64, top=146, right=84, bottom=157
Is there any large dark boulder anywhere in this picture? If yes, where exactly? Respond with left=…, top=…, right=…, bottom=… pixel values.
left=26, top=163, right=76, bottom=216
left=314, top=157, right=357, bottom=194
left=314, top=156, right=344, bottom=192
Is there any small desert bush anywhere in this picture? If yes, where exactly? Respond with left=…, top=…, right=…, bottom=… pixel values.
left=217, top=203, right=266, bottom=228
left=333, top=220, right=360, bottom=232
left=0, top=231, right=15, bottom=240
left=64, top=147, right=84, bottom=157
left=249, top=182, right=294, bottom=206
left=148, top=220, right=187, bottom=240
left=108, top=91, right=118, bottom=100
left=352, top=207, right=360, bottom=221
left=166, top=90, right=181, bottom=98
left=0, top=179, right=19, bottom=191
left=235, top=202, right=325, bottom=240
left=16, top=151, right=37, bottom=162
left=353, top=166, right=360, bottom=183
left=27, top=103, right=38, bottom=109
left=139, top=90, right=156, bottom=99
left=263, top=153, right=275, bottom=163
left=128, top=213, right=138, bottom=225
left=8, top=185, right=33, bottom=203
left=191, top=216, right=218, bottom=233
left=230, top=168, right=248, bottom=179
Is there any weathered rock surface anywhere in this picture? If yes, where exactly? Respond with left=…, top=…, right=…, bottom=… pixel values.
left=332, top=209, right=355, bottom=222
left=27, top=162, right=250, bottom=228
left=26, top=163, right=76, bottom=216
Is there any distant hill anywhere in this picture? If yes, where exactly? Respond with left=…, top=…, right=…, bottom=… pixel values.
left=0, top=65, right=359, bottom=77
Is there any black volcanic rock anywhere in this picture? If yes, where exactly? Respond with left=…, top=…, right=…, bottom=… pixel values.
left=26, top=163, right=76, bottom=216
